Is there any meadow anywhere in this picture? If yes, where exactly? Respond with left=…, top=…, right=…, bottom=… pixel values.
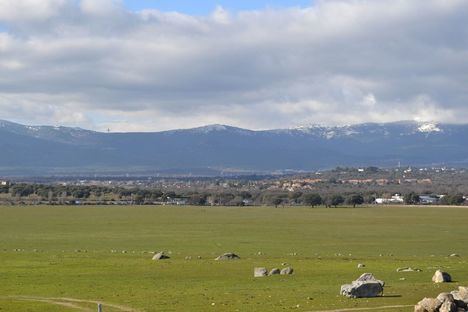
left=0, top=205, right=467, bottom=311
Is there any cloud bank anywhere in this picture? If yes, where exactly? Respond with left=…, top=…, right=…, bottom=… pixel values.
left=0, top=0, right=467, bottom=131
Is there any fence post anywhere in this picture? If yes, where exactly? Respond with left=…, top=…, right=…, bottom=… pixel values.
left=97, top=303, right=103, bottom=312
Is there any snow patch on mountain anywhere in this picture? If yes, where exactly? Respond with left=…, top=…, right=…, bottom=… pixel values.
left=417, top=122, right=442, bottom=133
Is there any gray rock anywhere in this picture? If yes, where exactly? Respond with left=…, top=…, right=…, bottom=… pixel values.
left=280, top=267, right=294, bottom=275
left=452, top=287, right=468, bottom=304
left=432, top=270, right=452, bottom=283
left=254, top=267, right=268, bottom=277
left=437, top=293, right=455, bottom=304
left=269, top=268, right=281, bottom=275
left=215, top=253, right=240, bottom=260
left=414, top=297, right=443, bottom=312
left=356, top=273, right=385, bottom=286
left=397, top=267, right=422, bottom=272
left=357, top=263, right=365, bottom=268
left=152, top=252, right=170, bottom=260
left=340, top=281, right=383, bottom=298
left=439, top=301, right=457, bottom=312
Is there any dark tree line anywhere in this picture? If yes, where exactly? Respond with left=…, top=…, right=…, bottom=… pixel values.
left=0, top=182, right=466, bottom=207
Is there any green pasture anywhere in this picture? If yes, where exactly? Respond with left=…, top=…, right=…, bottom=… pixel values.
left=0, top=205, right=467, bottom=311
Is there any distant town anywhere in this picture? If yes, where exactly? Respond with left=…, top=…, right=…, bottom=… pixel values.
left=1, top=166, right=467, bottom=206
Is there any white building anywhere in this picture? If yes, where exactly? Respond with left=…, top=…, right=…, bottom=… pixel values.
left=375, top=194, right=404, bottom=204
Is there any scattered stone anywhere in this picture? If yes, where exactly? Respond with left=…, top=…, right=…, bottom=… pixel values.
left=432, top=270, right=452, bottom=283
left=357, top=263, right=365, bottom=268
left=254, top=267, right=268, bottom=277
left=449, top=254, right=460, bottom=258
left=269, top=268, right=281, bottom=275
left=400, top=278, right=406, bottom=281
left=340, top=274, right=384, bottom=298
left=121, top=250, right=127, bottom=254
left=215, top=253, right=240, bottom=260
left=185, top=256, right=192, bottom=260
left=152, top=252, right=170, bottom=260
left=280, top=267, right=294, bottom=275
left=281, top=262, right=288, bottom=266
left=397, top=267, right=422, bottom=272
left=197, top=256, right=202, bottom=259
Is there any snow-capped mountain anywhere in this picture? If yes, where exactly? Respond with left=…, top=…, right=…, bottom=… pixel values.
left=0, top=119, right=467, bottom=175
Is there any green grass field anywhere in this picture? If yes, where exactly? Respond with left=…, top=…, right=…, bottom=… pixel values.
left=0, top=205, right=467, bottom=311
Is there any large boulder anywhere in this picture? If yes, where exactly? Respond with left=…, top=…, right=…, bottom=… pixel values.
left=215, top=253, right=240, bottom=260
left=340, top=281, right=383, bottom=298
left=414, top=289, right=468, bottom=312
left=152, top=252, right=170, bottom=260
left=341, top=273, right=385, bottom=298
left=254, top=267, right=268, bottom=277
left=438, top=301, right=457, bottom=312
left=432, top=270, right=452, bottom=283
left=414, top=297, right=443, bottom=312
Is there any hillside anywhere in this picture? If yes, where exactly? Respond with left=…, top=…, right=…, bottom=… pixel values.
left=1, top=120, right=467, bottom=175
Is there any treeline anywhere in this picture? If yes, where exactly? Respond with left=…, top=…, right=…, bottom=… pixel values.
left=0, top=183, right=466, bottom=206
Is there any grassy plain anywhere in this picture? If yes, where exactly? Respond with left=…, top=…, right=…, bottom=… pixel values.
left=0, top=205, right=467, bottom=311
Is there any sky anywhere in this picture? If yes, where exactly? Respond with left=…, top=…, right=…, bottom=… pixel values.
left=0, top=0, right=467, bottom=132
left=123, top=0, right=314, bottom=15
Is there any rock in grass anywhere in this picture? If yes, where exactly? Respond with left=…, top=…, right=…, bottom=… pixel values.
left=415, top=290, right=468, bottom=312
left=340, top=281, right=383, bottom=299
left=280, top=267, right=294, bottom=275
left=269, top=268, right=281, bottom=275
left=397, top=267, right=422, bottom=272
left=414, top=297, right=443, bottom=312
left=254, top=267, right=268, bottom=277
left=356, top=273, right=384, bottom=286
left=215, top=253, right=240, bottom=261
left=357, top=263, right=365, bottom=268
left=451, top=287, right=468, bottom=304
left=432, top=270, right=452, bottom=283
left=152, top=252, right=170, bottom=260
left=340, top=273, right=385, bottom=298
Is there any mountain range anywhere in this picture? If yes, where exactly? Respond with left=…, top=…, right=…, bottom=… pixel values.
left=1, top=119, right=467, bottom=176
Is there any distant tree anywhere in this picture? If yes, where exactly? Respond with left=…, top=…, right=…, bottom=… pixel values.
left=365, top=195, right=376, bottom=204
left=441, top=194, right=465, bottom=206
left=303, top=193, right=322, bottom=207
left=133, top=194, right=145, bottom=204
left=288, top=191, right=303, bottom=204
left=239, top=191, right=252, bottom=199
left=189, top=194, right=207, bottom=206
left=404, top=192, right=420, bottom=205
left=346, top=194, right=364, bottom=207
left=328, top=195, right=345, bottom=208
left=10, top=184, right=34, bottom=197
left=272, top=197, right=283, bottom=208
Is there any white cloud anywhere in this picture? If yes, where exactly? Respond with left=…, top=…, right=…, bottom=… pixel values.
left=0, top=0, right=467, bottom=131
left=0, top=0, right=65, bottom=22
left=79, top=0, right=123, bottom=16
